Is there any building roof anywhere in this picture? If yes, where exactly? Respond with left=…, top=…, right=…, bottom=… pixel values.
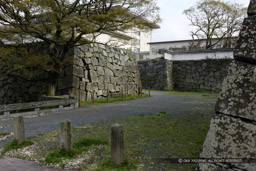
left=148, top=37, right=238, bottom=44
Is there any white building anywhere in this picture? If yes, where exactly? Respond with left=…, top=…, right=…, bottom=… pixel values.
left=147, top=37, right=237, bottom=60
left=95, top=24, right=159, bottom=53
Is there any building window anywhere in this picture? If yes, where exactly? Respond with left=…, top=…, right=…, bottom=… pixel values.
left=134, top=31, right=140, bottom=36
left=132, top=39, right=140, bottom=45
left=133, top=47, right=140, bottom=52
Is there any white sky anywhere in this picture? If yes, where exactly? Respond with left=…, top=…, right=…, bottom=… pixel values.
left=152, top=0, right=250, bottom=42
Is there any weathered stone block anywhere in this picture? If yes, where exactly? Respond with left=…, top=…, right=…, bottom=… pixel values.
left=89, top=70, right=98, bottom=82
left=91, top=57, right=99, bottom=65
left=105, top=68, right=114, bottom=76
left=80, top=81, right=85, bottom=90
left=72, top=76, right=80, bottom=88
left=216, top=61, right=256, bottom=121
left=97, top=66, right=104, bottom=76
left=234, top=16, right=256, bottom=63
left=199, top=114, right=256, bottom=170
left=73, top=66, right=84, bottom=78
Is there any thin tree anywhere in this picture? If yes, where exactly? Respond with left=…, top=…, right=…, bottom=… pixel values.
left=184, top=0, right=246, bottom=49
left=0, top=0, right=160, bottom=95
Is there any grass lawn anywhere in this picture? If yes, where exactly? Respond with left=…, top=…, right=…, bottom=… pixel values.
left=151, top=89, right=219, bottom=99
left=80, top=93, right=150, bottom=106
left=0, top=90, right=216, bottom=170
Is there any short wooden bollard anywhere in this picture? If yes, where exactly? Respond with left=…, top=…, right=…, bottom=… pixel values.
left=107, top=89, right=109, bottom=103
left=111, top=124, right=124, bottom=165
left=13, top=116, right=25, bottom=143
left=60, top=120, right=72, bottom=151
left=92, top=90, right=95, bottom=105
left=69, top=89, right=71, bottom=98
left=149, top=87, right=151, bottom=97
left=78, top=89, right=81, bottom=107
left=121, top=87, right=124, bottom=101
left=140, top=87, right=143, bottom=98
left=126, top=85, right=128, bottom=95
left=131, top=86, right=134, bottom=100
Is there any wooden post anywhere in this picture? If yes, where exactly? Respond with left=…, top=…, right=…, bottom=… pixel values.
left=111, top=124, right=124, bottom=165
left=131, top=86, right=134, bottom=100
left=69, top=89, right=71, bottom=98
left=78, top=89, right=81, bottom=107
left=122, top=87, right=124, bottom=101
left=13, top=116, right=25, bottom=144
left=126, top=85, right=128, bottom=95
left=107, top=89, right=109, bottom=103
left=140, top=87, right=143, bottom=98
left=60, top=120, right=72, bottom=151
left=92, top=90, right=95, bottom=105
left=149, top=87, right=151, bottom=97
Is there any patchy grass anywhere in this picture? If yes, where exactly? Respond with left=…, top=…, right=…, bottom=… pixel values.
left=0, top=90, right=216, bottom=170
left=0, top=139, right=34, bottom=156
left=152, top=90, right=218, bottom=99
left=81, top=93, right=150, bottom=106
left=0, top=132, right=10, bottom=138
left=95, top=159, right=137, bottom=171
left=1, top=110, right=213, bottom=170
left=45, top=138, right=107, bottom=164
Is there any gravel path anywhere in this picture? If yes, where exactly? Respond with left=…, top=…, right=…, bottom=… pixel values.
left=0, top=91, right=217, bottom=171
left=0, top=91, right=217, bottom=147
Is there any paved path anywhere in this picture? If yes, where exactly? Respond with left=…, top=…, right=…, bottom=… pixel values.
left=0, top=157, right=74, bottom=171
left=0, top=91, right=217, bottom=171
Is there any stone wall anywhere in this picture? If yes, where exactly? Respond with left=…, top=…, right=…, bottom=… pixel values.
left=0, top=44, right=141, bottom=104
left=137, top=59, right=232, bottom=92
left=172, top=59, right=232, bottom=92
left=137, top=59, right=173, bottom=90
left=0, top=76, right=47, bottom=104
left=199, top=1, right=256, bottom=170
left=58, top=44, right=142, bottom=101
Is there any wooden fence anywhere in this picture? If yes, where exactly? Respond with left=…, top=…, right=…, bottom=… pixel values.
left=0, top=98, right=78, bottom=118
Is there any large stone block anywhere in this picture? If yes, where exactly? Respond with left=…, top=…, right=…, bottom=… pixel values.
left=248, top=0, right=256, bottom=15
left=97, top=66, right=104, bottom=76
left=105, top=68, right=114, bottom=76
left=89, top=70, right=98, bottom=82
left=234, top=16, right=256, bottom=63
left=73, top=66, right=84, bottom=78
left=199, top=114, right=256, bottom=170
left=72, top=76, right=80, bottom=88
left=216, top=61, right=256, bottom=121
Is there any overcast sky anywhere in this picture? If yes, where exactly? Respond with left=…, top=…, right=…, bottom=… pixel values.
left=152, top=0, right=250, bottom=42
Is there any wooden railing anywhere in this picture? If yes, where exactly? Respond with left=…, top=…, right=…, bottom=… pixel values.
left=0, top=98, right=78, bottom=118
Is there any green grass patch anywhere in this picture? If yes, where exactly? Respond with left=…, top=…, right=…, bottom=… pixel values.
left=96, top=159, right=137, bottom=171
left=1, top=139, right=34, bottom=155
left=1, top=97, right=214, bottom=170
left=152, top=90, right=218, bottom=99
left=81, top=93, right=150, bottom=106
left=45, top=138, right=108, bottom=164
left=0, top=132, right=10, bottom=138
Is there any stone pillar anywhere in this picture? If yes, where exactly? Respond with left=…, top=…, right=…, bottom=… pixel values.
left=198, top=1, right=256, bottom=170
left=13, top=116, right=25, bottom=143
left=111, top=124, right=124, bottom=165
left=60, top=120, right=72, bottom=151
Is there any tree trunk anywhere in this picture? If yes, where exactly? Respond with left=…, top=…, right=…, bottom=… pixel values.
left=48, top=83, right=56, bottom=96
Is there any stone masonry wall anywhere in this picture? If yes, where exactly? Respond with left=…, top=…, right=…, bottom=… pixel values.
left=0, top=44, right=141, bottom=104
left=138, top=59, right=232, bottom=92
left=199, top=1, right=256, bottom=170
left=0, top=76, right=47, bottom=104
left=58, top=44, right=142, bottom=101
left=172, top=59, right=232, bottom=92
left=137, top=59, right=173, bottom=90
